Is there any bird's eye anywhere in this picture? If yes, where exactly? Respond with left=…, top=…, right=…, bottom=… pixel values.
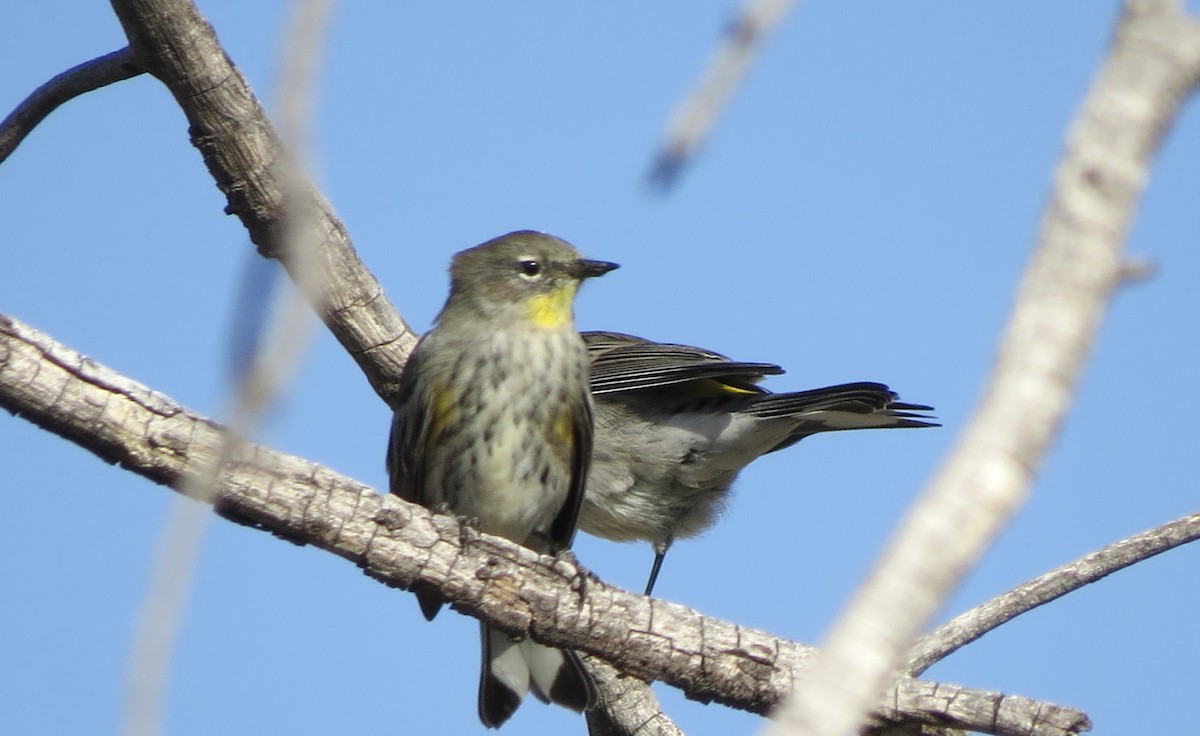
left=517, top=259, right=543, bottom=278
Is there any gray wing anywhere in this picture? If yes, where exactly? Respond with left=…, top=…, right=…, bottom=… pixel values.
left=583, top=331, right=782, bottom=395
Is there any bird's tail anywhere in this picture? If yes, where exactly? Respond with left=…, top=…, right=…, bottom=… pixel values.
left=743, top=382, right=938, bottom=453
left=478, top=624, right=597, bottom=728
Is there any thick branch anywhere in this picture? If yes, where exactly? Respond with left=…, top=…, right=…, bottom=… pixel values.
left=0, top=313, right=1090, bottom=736
left=0, top=47, right=144, bottom=164
left=766, top=3, right=1200, bottom=735
left=908, top=513, right=1200, bottom=675
left=107, top=0, right=418, bottom=403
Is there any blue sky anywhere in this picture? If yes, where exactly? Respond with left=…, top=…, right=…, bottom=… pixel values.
left=3, top=3, right=1199, bottom=735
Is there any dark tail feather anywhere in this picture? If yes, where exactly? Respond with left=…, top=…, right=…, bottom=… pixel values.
left=479, top=682, right=521, bottom=730
left=542, top=648, right=597, bottom=714
left=415, top=587, right=445, bottom=621
left=479, top=626, right=526, bottom=728
left=745, top=382, right=938, bottom=454
left=478, top=625, right=597, bottom=728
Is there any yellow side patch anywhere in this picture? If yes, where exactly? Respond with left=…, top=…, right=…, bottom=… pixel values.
left=554, top=411, right=575, bottom=448
left=429, top=383, right=460, bottom=438
left=526, top=284, right=578, bottom=329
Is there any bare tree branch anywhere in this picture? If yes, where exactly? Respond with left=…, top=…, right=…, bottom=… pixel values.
left=106, top=0, right=418, bottom=404
left=0, top=313, right=1090, bottom=736
left=0, top=47, right=143, bottom=164
left=908, top=512, right=1200, bottom=676
left=582, top=655, right=684, bottom=736
left=765, top=3, right=1200, bottom=735
left=647, top=0, right=797, bottom=190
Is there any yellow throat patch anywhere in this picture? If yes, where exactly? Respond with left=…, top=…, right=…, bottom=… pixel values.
left=526, top=284, right=578, bottom=329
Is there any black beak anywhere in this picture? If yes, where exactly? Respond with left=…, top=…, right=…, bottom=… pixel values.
left=573, top=259, right=620, bottom=279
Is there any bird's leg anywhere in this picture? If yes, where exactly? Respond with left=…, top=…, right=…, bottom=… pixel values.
left=643, top=536, right=673, bottom=596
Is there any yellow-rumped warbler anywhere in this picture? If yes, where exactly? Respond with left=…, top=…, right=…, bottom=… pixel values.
left=578, top=331, right=937, bottom=595
left=386, top=231, right=617, bottom=729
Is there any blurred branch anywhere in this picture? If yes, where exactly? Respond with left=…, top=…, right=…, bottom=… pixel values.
left=908, top=512, right=1200, bottom=676
left=0, top=47, right=143, bottom=164
left=120, top=2, right=337, bottom=735
left=647, top=0, right=797, bottom=190
left=0, top=313, right=1090, bottom=736
left=108, top=0, right=418, bottom=404
left=765, top=3, right=1200, bottom=736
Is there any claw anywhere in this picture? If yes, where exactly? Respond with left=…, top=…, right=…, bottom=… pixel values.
left=553, top=549, right=590, bottom=604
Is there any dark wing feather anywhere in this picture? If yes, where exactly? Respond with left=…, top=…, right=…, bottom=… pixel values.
left=386, top=348, right=431, bottom=505
left=548, top=391, right=593, bottom=552
left=385, top=346, right=447, bottom=621
left=583, top=331, right=782, bottom=395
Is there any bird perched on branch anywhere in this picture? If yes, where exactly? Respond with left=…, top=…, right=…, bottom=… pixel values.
left=387, top=231, right=617, bottom=728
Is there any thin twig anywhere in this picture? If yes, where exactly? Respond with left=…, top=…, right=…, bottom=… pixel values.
left=765, top=3, right=1200, bottom=735
left=647, top=0, right=798, bottom=190
left=908, top=512, right=1200, bottom=676
left=0, top=47, right=143, bottom=165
